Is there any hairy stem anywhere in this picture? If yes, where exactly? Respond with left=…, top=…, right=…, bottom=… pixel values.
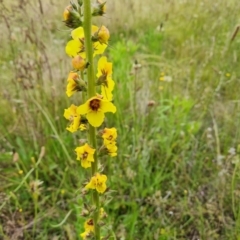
left=83, top=0, right=100, bottom=239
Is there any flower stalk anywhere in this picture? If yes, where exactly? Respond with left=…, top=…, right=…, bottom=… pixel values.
left=62, top=0, right=117, bottom=238
left=83, top=0, right=100, bottom=238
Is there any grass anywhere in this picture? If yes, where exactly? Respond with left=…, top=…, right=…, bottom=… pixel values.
left=1, top=0, right=240, bottom=239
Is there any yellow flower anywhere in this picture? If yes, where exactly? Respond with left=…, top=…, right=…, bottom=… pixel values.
left=75, top=143, right=95, bottom=169
left=64, top=104, right=81, bottom=133
left=77, top=95, right=116, bottom=127
left=80, top=231, right=91, bottom=239
left=102, top=127, right=117, bottom=145
left=65, top=25, right=107, bottom=58
left=101, top=127, right=117, bottom=156
left=106, top=142, right=118, bottom=157
left=102, top=127, right=117, bottom=141
left=99, top=208, right=107, bottom=218
left=97, top=56, right=115, bottom=101
left=66, top=72, right=78, bottom=97
left=84, top=219, right=94, bottom=232
left=66, top=37, right=86, bottom=58
left=85, top=173, right=107, bottom=193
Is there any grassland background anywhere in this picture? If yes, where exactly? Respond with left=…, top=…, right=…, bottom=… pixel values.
left=1, top=0, right=240, bottom=239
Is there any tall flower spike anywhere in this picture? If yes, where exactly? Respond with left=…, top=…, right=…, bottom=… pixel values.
left=77, top=95, right=116, bottom=127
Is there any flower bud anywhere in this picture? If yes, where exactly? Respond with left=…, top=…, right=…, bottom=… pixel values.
left=78, top=0, right=83, bottom=7
left=63, top=5, right=82, bottom=29
left=72, top=55, right=87, bottom=71
left=147, top=100, right=156, bottom=107
left=92, top=0, right=106, bottom=16
left=92, top=25, right=110, bottom=44
left=63, top=5, right=72, bottom=21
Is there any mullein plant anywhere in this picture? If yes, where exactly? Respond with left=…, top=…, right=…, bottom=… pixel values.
left=63, top=0, right=117, bottom=239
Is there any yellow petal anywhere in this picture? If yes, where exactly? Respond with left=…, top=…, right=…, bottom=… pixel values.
left=93, top=42, right=107, bottom=56
left=66, top=79, right=77, bottom=97
left=81, top=159, right=91, bottom=168
left=65, top=40, right=81, bottom=57
left=85, top=181, right=95, bottom=190
left=63, top=109, right=71, bottom=119
left=87, top=111, right=104, bottom=127
left=92, top=25, right=99, bottom=33
left=101, top=101, right=116, bottom=113
left=77, top=103, right=89, bottom=115
left=101, top=86, right=113, bottom=101
left=96, top=183, right=107, bottom=193
left=71, top=27, right=84, bottom=39
left=99, top=174, right=107, bottom=182
left=97, top=56, right=107, bottom=77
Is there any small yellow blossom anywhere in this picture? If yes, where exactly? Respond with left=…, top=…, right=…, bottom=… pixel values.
left=100, top=208, right=107, bottom=218
left=102, top=127, right=117, bottom=145
left=18, top=170, right=23, bottom=175
left=84, top=219, right=94, bottom=232
left=85, top=173, right=107, bottom=193
left=66, top=38, right=86, bottom=58
left=66, top=25, right=107, bottom=58
left=106, top=142, right=118, bottom=157
left=77, top=95, right=116, bottom=127
left=64, top=104, right=81, bottom=133
left=61, top=189, right=65, bottom=195
left=66, top=72, right=79, bottom=97
left=18, top=208, right=23, bottom=213
left=102, top=127, right=117, bottom=156
left=97, top=56, right=115, bottom=101
left=80, top=231, right=91, bottom=239
left=159, top=76, right=165, bottom=81
left=75, top=143, right=95, bottom=168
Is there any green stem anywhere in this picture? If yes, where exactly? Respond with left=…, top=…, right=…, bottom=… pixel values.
left=83, top=1, right=100, bottom=239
